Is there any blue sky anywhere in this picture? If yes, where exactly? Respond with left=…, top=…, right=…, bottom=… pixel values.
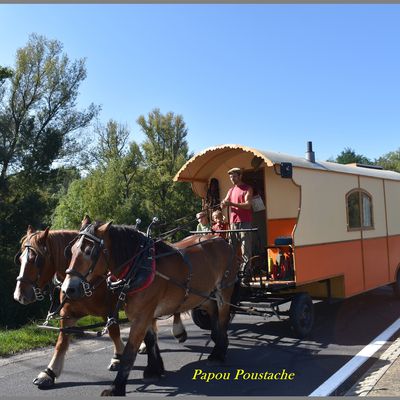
left=1, top=4, right=400, bottom=162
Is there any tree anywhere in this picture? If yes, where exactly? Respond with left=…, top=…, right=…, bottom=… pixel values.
left=0, top=66, right=13, bottom=91
left=138, top=108, right=199, bottom=229
left=376, top=149, right=400, bottom=172
left=333, top=147, right=372, bottom=165
left=94, top=119, right=130, bottom=167
left=94, top=119, right=142, bottom=199
left=0, top=35, right=99, bottom=328
left=53, top=120, right=144, bottom=228
left=0, top=33, right=99, bottom=190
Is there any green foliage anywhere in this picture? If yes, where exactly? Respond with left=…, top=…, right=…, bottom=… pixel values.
left=376, top=149, right=400, bottom=172
left=0, top=34, right=98, bottom=328
left=0, top=324, right=58, bottom=356
left=138, top=108, right=199, bottom=228
left=0, top=66, right=13, bottom=82
left=0, top=33, right=99, bottom=188
left=53, top=120, right=145, bottom=228
left=333, top=147, right=372, bottom=165
left=331, top=147, right=400, bottom=173
left=53, top=111, right=199, bottom=234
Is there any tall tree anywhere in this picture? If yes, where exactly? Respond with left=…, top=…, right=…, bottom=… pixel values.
left=0, top=33, right=99, bottom=190
left=53, top=120, right=144, bottom=228
left=94, top=119, right=130, bottom=167
left=0, top=35, right=99, bottom=327
left=138, top=108, right=199, bottom=227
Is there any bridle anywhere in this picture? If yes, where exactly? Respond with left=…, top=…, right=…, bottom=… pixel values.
left=64, top=224, right=154, bottom=299
left=64, top=225, right=107, bottom=297
left=15, top=233, right=48, bottom=301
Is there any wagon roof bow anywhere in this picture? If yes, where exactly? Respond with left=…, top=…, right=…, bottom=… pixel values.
left=173, top=144, right=400, bottom=182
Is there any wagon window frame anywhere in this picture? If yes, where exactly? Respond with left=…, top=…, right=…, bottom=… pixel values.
left=346, top=189, right=374, bottom=231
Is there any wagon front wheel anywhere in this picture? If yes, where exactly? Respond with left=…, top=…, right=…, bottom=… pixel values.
left=191, top=308, right=211, bottom=330
left=289, top=293, right=314, bottom=339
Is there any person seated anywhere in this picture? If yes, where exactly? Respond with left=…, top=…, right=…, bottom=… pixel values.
left=196, top=211, right=211, bottom=232
left=211, top=209, right=229, bottom=239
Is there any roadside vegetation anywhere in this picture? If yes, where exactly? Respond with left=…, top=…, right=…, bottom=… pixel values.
left=0, top=313, right=127, bottom=357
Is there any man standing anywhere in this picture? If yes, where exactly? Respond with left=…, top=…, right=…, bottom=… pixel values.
left=221, top=167, right=253, bottom=282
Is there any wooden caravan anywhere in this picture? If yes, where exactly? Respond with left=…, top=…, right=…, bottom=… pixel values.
left=174, top=143, right=400, bottom=336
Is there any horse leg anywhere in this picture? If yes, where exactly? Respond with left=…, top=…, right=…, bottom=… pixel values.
left=172, top=313, right=187, bottom=343
left=208, top=302, right=231, bottom=363
left=101, top=319, right=151, bottom=396
left=143, top=324, right=165, bottom=382
left=33, top=315, right=77, bottom=389
left=107, top=323, right=125, bottom=371
left=138, top=319, right=157, bottom=354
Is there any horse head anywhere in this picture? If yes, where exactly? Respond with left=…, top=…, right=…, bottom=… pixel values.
left=61, top=216, right=112, bottom=300
left=13, top=225, right=52, bottom=305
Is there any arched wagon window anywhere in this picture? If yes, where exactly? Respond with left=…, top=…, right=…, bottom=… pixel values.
left=346, top=189, right=374, bottom=230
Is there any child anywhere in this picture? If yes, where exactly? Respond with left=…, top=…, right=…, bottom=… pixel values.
left=196, top=211, right=211, bottom=232
left=211, top=209, right=229, bottom=239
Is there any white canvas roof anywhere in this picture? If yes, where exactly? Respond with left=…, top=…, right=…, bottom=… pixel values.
left=174, top=144, right=400, bottom=182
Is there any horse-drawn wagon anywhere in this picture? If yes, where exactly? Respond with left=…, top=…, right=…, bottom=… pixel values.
left=174, top=142, right=400, bottom=337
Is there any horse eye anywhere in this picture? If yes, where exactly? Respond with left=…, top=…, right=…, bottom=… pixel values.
left=84, top=246, right=92, bottom=256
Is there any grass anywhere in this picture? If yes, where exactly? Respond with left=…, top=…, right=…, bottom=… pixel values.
left=0, top=311, right=127, bottom=357
left=0, top=324, right=58, bottom=357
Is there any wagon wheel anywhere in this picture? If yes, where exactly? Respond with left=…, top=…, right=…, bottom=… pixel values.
left=191, top=306, right=236, bottom=330
left=289, top=293, right=314, bottom=339
left=392, top=268, right=400, bottom=298
left=191, top=308, right=211, bottom=330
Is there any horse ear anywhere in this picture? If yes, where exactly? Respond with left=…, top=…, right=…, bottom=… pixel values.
left=97, top=221, right=112, bottom=234
left=80, top=214, right=91, bottom=230
left=39, top=227, right=50, bottom=242
left=82, top=214, right=91, bottom=226
left=27, top=225, right=35, bottom=235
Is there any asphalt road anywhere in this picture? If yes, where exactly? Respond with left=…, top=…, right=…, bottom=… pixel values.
left=1, top=285, right=400, bottom=397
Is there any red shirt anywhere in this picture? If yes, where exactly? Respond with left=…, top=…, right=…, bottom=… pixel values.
left=228, top=184, right=253, bottom=223
left=212, top=221, right=229, bottom=239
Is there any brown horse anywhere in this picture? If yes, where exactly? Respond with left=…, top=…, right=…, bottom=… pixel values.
left=62, top=217, right=237, bottom=396
left=13, top=225, right=125, bottom=388
left=13, top=225, right=188, bottom=389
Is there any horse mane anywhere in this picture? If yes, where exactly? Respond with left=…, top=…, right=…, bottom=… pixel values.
left=84, top=222, right=175, bottom=267
left=47, top=230, right=78, bottom=273
left=26, top=229, right=77, bottom=274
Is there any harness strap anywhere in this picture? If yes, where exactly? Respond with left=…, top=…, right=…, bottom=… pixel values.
left=44, top=368, right=57, bottom=381
left=175, top=248, right=192, bottom=304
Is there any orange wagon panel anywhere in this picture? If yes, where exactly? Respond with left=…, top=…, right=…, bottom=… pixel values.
left=362, top=237, right=390, bottom=290
left=294, top=240, right=364, bottom=297
left=388, top=235, right=400, bottom=280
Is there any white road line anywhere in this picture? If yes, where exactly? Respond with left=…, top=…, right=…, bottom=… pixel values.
left=309, top=317, right=400, bottom=397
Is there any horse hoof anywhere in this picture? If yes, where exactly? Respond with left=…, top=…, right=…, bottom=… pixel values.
left=33, top=370, right=55, bottom=389
left=107, top=358, right=120, bottom=371
left=143, top=369, right=165, bottom=383
left=101, top=386, right=125, bottom=396
left=33, top=376, right=55, bottom=389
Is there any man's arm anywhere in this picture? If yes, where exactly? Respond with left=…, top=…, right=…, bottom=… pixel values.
left=222, top=187, right=253, bottom=209
left=220, top=188, right=232, bottom=208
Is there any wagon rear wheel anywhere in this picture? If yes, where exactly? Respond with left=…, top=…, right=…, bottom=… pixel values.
left=289, top=293, right=314, bottom=339
left=191, top=308, right=211, bottom=330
